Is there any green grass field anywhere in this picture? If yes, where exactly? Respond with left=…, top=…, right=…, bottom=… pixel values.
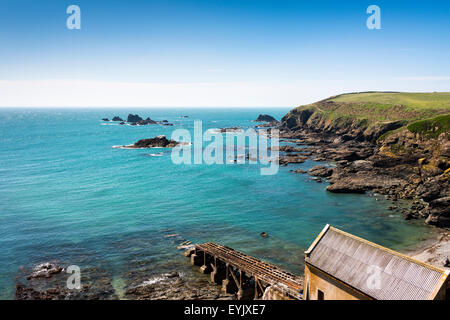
left=298, top=91, right=450, bottom=123
left=330, top=92, right=450, bottom=110
left=407, top=114, right=450, bottom=138
left=294, top=92, right=450, bottom=139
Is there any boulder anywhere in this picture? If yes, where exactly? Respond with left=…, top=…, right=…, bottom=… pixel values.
left=112, top=116, right=123, bottom=121
left=279, top=155, right=308, bottom=166
left=308, top=166, right=333, bottom=177
left=326, top=174, right=406, bottom=194
left=26, top=262, right=62, bottom=280
left=425, top=196, right=450, bottom=228
left=326, top=184, right=366, bottom=194
left=351, top=160, right=374, bottom=170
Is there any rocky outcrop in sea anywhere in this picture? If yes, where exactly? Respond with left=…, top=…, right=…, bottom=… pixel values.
left=255, top=114, right=278, bottom=123
left=104, top=114, right=173, bottom=126
left=114, top=135, right=180, bottom=149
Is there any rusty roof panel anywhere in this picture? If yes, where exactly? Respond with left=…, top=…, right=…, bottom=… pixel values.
left=305, top=226, right=448, bottom=300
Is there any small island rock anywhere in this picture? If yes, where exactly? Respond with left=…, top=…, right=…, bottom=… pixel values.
left=255, top=114, right=278, bottom=122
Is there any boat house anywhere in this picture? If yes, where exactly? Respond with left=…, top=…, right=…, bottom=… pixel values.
left=304, top=224, right=449, bottom=300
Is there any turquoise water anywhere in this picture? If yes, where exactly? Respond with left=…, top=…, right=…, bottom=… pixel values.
left=0, top=108, right=438, bottom=299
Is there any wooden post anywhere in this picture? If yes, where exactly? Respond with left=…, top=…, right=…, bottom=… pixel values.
left=239, top=270, right=242, bottom=288
left=190, top=248, right=202, bottom=266
left=226, top=263, right=229, bottom=280
left=222, top=263, right=234, bottom=294
left=229, top=266, right=243, bottom=299
left=229, top=266, right=241, bottom=290
left=254, top=277, right=259, bottom=300
left=257, top=279, right=264, bottom=294
left=200, top=251, right=212, bottom=274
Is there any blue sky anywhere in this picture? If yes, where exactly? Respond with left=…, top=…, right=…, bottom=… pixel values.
left=0, top=0, right=449, bottom=107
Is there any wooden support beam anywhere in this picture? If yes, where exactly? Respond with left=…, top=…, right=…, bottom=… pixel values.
left=229, top=266, right=241, bottom=290
left=254, top=276, right=259, bottom=299
left=239, top=270, right=242, bottom=288
left=257, top=279, right=264, bottom=293
left=225, top=263, right=229, bottom=280
left=189, top=242, right=303, bottom=300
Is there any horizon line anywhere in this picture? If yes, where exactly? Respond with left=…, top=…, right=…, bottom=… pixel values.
left=0, top=105, right=294, bottom=109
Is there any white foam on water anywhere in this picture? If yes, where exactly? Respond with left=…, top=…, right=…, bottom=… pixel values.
left=141, top=276, right=166, bottom=286
left=112, top=145, right=139, bottom=149
left=140, top=272, right=183, bottom=286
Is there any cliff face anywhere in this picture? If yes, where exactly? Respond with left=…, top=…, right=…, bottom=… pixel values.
left=280, top=92, right=450, bottom=228
left=377, top=127, right=450, bottom=227
left=281, top=105, right=406, bottom=143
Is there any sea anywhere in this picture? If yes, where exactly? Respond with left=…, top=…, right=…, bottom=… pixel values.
left=0, top=107, right=439, bottom=299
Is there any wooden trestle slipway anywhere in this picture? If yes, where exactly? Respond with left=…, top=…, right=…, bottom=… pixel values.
left=185, top=242, right=303, bottom=300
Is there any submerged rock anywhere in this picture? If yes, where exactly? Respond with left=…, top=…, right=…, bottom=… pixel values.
left=219, top=127, right=243, bottom=133
left=124, top=270, right=231, bottom=300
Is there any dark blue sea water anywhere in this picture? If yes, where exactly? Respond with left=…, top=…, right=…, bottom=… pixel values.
left=0, top=108, right=438, bottom=299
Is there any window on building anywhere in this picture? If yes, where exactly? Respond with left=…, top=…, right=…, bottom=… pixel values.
left=317, top=289, right=324, bottom=300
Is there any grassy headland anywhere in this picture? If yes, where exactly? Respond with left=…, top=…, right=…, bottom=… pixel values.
left=280, top=91, right=450, bottom=228
left=282, top=92, right=450, bottom=141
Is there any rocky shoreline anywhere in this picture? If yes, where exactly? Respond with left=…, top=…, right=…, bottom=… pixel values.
left=274, top=105, right=449, bottom=228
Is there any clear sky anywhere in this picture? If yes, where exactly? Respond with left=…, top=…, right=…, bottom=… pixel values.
left=1, top=0, right=449, bottom=107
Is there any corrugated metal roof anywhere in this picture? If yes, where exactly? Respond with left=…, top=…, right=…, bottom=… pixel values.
left=305, top=225, right=449, bottom=300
